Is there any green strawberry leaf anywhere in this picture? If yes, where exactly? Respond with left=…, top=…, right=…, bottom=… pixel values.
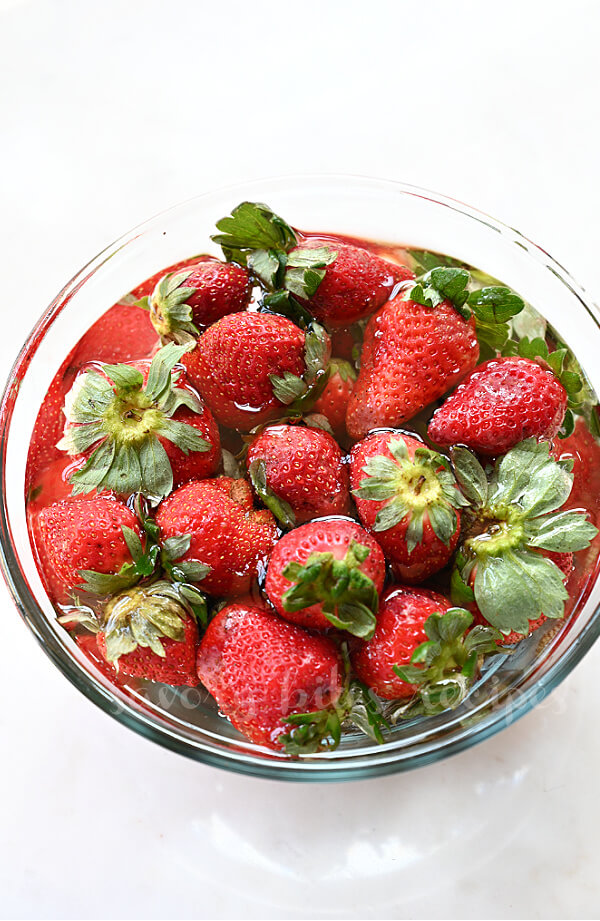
left=467, top=286, right=525, bottom=323
left=147, top=270, right=199, bottom=344
left=411, top=267, right=470, bottom=312
left=248, top=457, right=296, bottom=529
left=211, top=201, right=297, bottom=265
left=393, top=607, right=506, bottom=718
left=280, top=540, right=379, bottom=639
left=406, top=250, right=465, bottom=275
left=450, top=446, right=488, bottom=508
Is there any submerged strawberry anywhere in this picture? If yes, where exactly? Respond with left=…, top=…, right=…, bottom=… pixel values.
left=183, top=313, right=330, bottom=431
left=36, top=496, right=144, bottom=596
left=311, top=358, right=356, bottom=439
left=155, top=477, right=278, bottom=596
left=350, top=432, right=467, bottom=582
left=196, top=602, right=386, bottom=752
left=352, top=587, right=503, bottom=713
left=144, top=259, right=252, bottom=344
left=290, top=238, right=413, bottom=328
left=428, top=357, right=569, bottom=455
left=264, top=518, right=385, bottom=638
left=346, top=295, right=479, bottom=439
left=57, top=342, right=220, bottom=500
left=246, top=424, right=349, bottom=527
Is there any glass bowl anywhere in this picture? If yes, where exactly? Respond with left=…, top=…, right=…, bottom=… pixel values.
left=2, top=175, right=599, bottom=782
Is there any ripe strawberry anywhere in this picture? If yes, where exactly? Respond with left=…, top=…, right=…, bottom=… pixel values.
left=58, top=343, right=220, bottom=500
left=311, top=359, right=356, bottom=439
left=346, top=295, right=479, bottom=440
left=183, top=313, right=331, bottom=431
left=352, top=586, right=453, bottom=699
left=75, top=633, right=119, bottom=683
left=196, top=602, right=346, bottom=750
left=128, top=257, right=205, bottom=301
left=146, top=259, right=252, bottom=344
left=350, top=431, right=466, bottom=582
left=36, top=496, right=143, bottom=596
left=291, top=238, right=413, bottom=328
left=246, top=424, right=350, bottom=526
left=330, top=326, right=359, bottom=362
left=352, top=588, right=502, bottom=714
left=428, top=357, right=568, bottom=456
left=155, top=477, right=278, bottom=596
left=95, top=582, right=200, bottom=686
left=264, top=519, right=385, bottom=637
left=27, top=303, right=158, bottom=477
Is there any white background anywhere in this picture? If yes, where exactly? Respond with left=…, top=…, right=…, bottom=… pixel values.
left=1, top=1, right=600, bottom=918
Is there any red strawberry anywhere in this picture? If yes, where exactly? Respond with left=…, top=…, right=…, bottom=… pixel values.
left=95, top=583, right=200, bottom=686
left=57, top=343, right=220, bottom=500
left=246, top=424, right=350, bottom=526
left=36, top=496, right=143, bottom=597
left=330, top=326, right=359, bottom=361
left=129, top=257, right=205, bottom=300
left=311, top=359, right=357, bottom=439
left=184, top=313, right=330, bottom=431
left=350, top=431, right=466, bottom=582
left=351, top=586, right=453, bottom=699
left=27, top=303, right=158, bottom=478
left=346, top=295, right=479, bottom=440
left=292, top=238, right=413, bottom=328
left=264, top=518, right=385, bottom=637
left=146, top=259, right=252, bottom=343
left=155, top=477, right=278, bottom=596
left=196, top=602, right=345, bottom=749
left=75, top=634, right=119, bottom=683
left=428, top=357, right=568, bottom=456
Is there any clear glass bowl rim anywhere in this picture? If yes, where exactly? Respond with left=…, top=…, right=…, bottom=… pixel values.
left=1, top=173, right=599, bottom=782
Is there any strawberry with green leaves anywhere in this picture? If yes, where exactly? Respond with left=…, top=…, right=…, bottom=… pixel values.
left=288, top=237, right=414, bottom=328
left=36, top=496, right=146, bottom=598
left=346, top=294, right=480, bottom=440
left=311, top=358, right=357, bottom=439
left=264, top=519, right=385, bottom=638
left=57, top=343, right=220, bottom=501
left=211, top=201, right=410, bottom=329
left=183, top=313, right=331, bottom=431
left=350, top=432, right=468, bottom=582
left=352, top=586, right=503, bottom=710
left=428, top=349, right=579, bottom=456
left=246, top=423, right=350, bottom=527
left=141, top=258, right=252, bottom=345
left=345, top=267, right=532, bottom=440
left=196, top=602, right=386, bottom=752
left=64, top=581, right=205, bottom=686
left=449, top=439, right=598, bottom=638
left=155, top=476, right=278, bottom=596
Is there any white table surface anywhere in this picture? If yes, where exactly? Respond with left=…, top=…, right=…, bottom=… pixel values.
left=1, top=1, right=599, bottom=918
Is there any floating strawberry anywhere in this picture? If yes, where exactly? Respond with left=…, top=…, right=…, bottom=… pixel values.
left=289, top=238, right=413, bottom=328
left=142, top=259, right=252, bottom=344
left=196, top=602, right=386, bottom=751
left=264, top=519, right=385, bottom=638
left=353, top=588, right=504, bottom=713
left=155, top=477, right=278, bottom=596
left=183, top=313, right=330, bottom=431
left=449, top=439, right=597, bottom=638
left=57, top=342, right=220, bottom=500
left=428, top=355, right=573, bottom=456
left=350, top=432, right=468, bottom=582
left=246, top=424, right=350, bottom=527
left=36, top=496, right=146, bottom=596
left=346, top=295, right=479, bottom=439
left=311, top=359, right=356, bottom=439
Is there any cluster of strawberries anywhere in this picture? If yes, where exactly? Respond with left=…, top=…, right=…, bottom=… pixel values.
left=26, top=202, right=599, bottom=754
